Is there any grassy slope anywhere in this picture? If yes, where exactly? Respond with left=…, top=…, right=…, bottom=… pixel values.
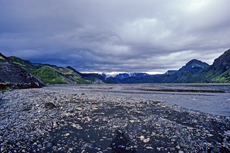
left=189, top=50, right=230, bottom=83
left=52, top=67, right=90, bottom=84
left=8, top=56, right=89, bottom=85
left=190, top=68, right=230, bottom=83
left=32, top=66, right=66, bottom=84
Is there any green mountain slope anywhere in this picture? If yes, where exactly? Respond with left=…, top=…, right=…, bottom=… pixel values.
left=191, top=49, right=230, bottom=83
left=8, top=56, right=89, bottom=85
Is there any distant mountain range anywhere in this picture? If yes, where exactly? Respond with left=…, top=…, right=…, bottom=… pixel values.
left=102, top=59, right=210, bottom=83
left=104, top=49, right=230, bottom=83
left=105, top=73, right=149, bottom=82
left=0, top=49, right=229, bottom=90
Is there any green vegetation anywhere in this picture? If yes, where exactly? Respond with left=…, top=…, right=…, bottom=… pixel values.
left=188, top=66, right=230, bottom=83
left=8, top=56, right=91, bottom=85
left=8, top=56, right=41, bottom=72
left=32, top=66, right=67, bottom=84
left=0, top=83, right=13, bottom=93
left=0, top=56, right=5, bottom=60
left=0, top=87, right=13, bottom=93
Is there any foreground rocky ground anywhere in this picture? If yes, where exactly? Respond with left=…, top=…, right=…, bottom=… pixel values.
left=0, top=85, right=230, bottom=152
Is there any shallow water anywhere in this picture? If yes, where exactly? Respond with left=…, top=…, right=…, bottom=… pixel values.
left=115, top=91, right=230, bottom=117
left=47, top=84, right=230, bottom=117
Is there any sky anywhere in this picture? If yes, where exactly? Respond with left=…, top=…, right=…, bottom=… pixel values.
left=0, top=0, right=230, bottom=74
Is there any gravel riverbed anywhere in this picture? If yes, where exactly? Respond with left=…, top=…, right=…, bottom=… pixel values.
left=0, top=85, right=230, bottom=152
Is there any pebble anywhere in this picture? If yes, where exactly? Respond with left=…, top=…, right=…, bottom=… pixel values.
left=129, top=120, right=135, bottom=123
left=143, top=138, right=150, bottom=143
left=139, top=135, right=145, bottom=140
left=46, top=142, right=53, bottom=147
left=0, top=85, right=229, bottom=153
left=64, top=133, right=70, bottom=136
left=146, top=146, right=153, bottom=149
left=176, top=145, right=180, bottom=149
left=72, top=123, right=83, bottom=130
left=37, top=144, right=42, bottom=148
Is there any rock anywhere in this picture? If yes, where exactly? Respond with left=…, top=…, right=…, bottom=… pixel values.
left=143, top=138, right=150, bottom=143
left=46, top=142, right=53, bottom=148
left=64, top=133, right=70, bottom=137
left=129, top=120, right=135, bottom=123
left=176, top=145, right=180, bottom=149
left=37, top=144, right=42, bottom=148
left=0, top=53, right=44, bottom=89
left=72, top=123, right=83, bottom=130
left=139, top=135, right=145, bottom=141
left=142, top=129, right=146, bottom=133
left=44, top=102, right=56, bottom=109
left=209, top=147, right=220, bottom=153
left=1, top=84, right=230, bottom=153
left=111, top=129, right=136, bottom=152
left=146, top=146, right=153, bottom=149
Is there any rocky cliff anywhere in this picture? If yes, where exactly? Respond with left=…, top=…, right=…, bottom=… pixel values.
left=0, top=53, right=44, bottom=90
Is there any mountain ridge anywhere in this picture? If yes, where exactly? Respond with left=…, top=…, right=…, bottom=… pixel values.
left=1, top=49, right=230, bottom=86
left=7, top=56, right=114, bottom=84
left=106, top=59, right=210, bottom=83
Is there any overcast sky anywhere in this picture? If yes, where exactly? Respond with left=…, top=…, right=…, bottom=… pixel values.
left=0, top=0, right=230, bottom=74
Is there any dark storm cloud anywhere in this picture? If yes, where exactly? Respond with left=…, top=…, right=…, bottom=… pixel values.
left=0, top=0, right=230, bottom=74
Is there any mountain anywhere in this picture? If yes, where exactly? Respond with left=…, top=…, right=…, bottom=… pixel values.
left=8, top=56, right=90, bottom=85
left=191, top=49, right=230, bottom=83
left=3, top=49, right=229, bottom=85
left=8, top=56, right=113, bottom=84
left=177, top=59, right=210, bottom=75
left=81, top=73, right=116, bottom=84
left=65, top=67, right=118, bottom=83
left=106, top=73, right=149, bottom=83
left=120, top=59, right=210, bottom=83
left=175, top=59, right=210, bottom=82
left=0, top=53, right=44, bottom=91
left=101, top=73, right=107, bottom=79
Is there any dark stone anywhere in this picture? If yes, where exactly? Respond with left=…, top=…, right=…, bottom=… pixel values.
left=208, top=147, right=230, bottom=153
left=209, top=147, right=220, bottom=153
left=44, top=103, right=56, bottom=109
left=111, top=129, right=136, bottom=153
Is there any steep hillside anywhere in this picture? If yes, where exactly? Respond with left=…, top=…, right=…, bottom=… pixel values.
left=175, top=59, right=210, bottom=82
left=0, top=53, right=44, bottom=91
left=191, top=49, right=230, bottom=83
left=8, top=56, right=89, bottom=85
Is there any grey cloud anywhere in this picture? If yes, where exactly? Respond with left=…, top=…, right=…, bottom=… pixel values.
left=0, top=0, right=230, bottom=73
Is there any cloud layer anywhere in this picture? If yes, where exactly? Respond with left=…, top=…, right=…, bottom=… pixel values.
left=1, top=0, right=230, bottom=73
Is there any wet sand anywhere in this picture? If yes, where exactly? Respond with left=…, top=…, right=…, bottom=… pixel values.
left=0, top=84, right=230, bottom=152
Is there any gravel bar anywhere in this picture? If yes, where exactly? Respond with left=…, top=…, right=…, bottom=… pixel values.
left=0, top=86, right=230, bottom=153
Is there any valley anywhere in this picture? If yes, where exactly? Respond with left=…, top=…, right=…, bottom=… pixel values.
left=0, top=84, right=230, bottom=152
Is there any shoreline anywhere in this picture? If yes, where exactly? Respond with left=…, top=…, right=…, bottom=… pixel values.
left=0, top=86, right=230, bottom=152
